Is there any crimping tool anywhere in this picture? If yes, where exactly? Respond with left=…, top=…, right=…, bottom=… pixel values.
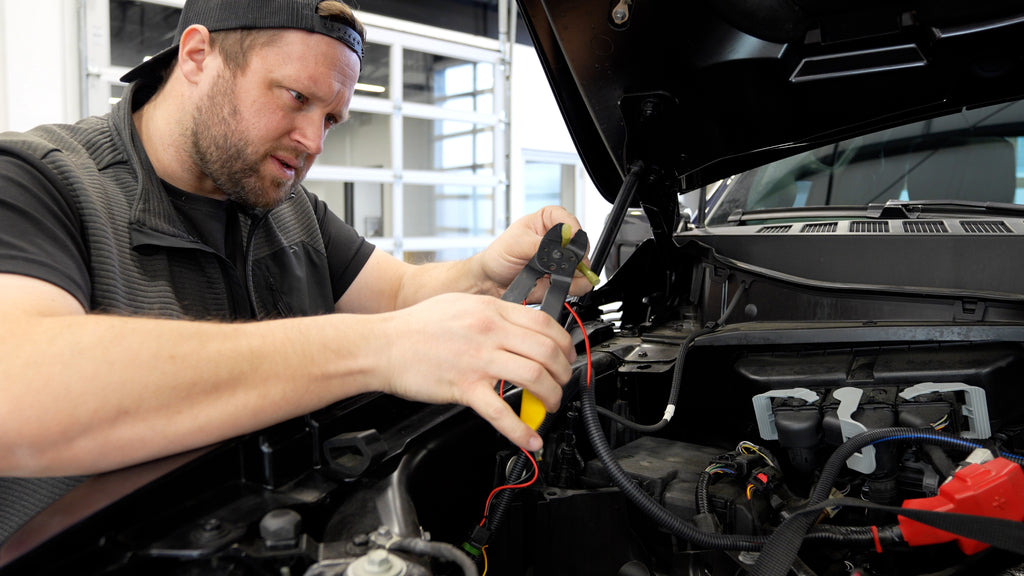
left=500, top=223, right=596, bottom=430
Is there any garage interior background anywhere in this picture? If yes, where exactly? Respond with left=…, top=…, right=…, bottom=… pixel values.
left=0, top=0, right=612, bottom=267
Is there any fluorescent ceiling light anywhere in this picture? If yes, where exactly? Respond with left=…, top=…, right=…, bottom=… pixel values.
left=355, top=82, right=386, bottom=93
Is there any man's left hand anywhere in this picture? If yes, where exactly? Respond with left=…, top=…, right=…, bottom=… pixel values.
left=475, top=206, right=596, bottom=302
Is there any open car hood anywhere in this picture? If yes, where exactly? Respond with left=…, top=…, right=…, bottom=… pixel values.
left=517, top=0, right=1024, bottom=202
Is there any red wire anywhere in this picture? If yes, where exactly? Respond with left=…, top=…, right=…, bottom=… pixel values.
left=479, top=447, right=539, bottom=525
left=564, top=302, right=592, bottom=388
left=478, top=302, right=593, bottom=527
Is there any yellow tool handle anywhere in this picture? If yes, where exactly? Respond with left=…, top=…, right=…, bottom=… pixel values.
left=519, top=390, right=547, bottom=431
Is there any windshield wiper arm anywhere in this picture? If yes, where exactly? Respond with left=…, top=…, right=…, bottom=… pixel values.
left=866, top=199, right=1024, bottom=219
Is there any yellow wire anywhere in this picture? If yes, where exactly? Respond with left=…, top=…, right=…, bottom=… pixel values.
left=746, top=484, right=755, bottom=500
left=481, top=545, right=489, bottom=576
left=740, top=442, right=776, bottom=468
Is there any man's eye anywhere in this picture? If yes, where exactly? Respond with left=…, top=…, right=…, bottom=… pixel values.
left=289, top=90, right=307, bottom=104
left=326, top=115, right=340, bottom=128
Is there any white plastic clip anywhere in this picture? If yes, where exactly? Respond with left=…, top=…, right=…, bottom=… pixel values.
left=752, top=388, right=820, bottom=440
left=898, top=382, right=991, bottom=439
left=833, top=387, right=877, bottom=474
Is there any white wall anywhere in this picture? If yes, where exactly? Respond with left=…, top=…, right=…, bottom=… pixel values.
left=0, top=0, right=81, bottom=132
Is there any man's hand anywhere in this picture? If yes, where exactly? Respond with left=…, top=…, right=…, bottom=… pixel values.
left=475, top=206, right=596, bottom=302
left=336, top=205, right=594, bottom=452
left=373, top=292, right=576, bottom=452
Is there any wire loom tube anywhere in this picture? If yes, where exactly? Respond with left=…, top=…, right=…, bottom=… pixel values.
left=579, top=369, right=761, bottom=550
left=751, top=428, right=1024, bottom=576
left=482, top=414, right=554, bottom=534
left=486, top=283, right=947, bottom=555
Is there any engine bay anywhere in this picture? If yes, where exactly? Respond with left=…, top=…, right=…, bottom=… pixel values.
left=8, top=230, right=1024, bottom=576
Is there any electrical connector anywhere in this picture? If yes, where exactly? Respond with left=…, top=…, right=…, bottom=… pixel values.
left=461, top=524, right=491, bottom=559
left=748, top=466, right=782, bottom=493
left=470, top=524, right=490, bottom=547
left=712, top=452, right=762, bottom=478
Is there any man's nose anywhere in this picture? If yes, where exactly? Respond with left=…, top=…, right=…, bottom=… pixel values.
left=292, top=114, right=326, bottom=156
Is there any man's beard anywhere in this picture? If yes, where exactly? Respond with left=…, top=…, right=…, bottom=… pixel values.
left=188, top=72, right=305, bottom=211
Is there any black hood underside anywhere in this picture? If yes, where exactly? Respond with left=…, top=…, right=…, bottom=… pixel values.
left=517, top=0, right=1024, bottom=202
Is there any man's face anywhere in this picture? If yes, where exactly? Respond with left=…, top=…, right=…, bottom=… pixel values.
left=188, top=29, right=360, bottom=210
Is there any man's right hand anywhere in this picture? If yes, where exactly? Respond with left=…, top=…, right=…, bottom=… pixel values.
left=370, top=292, right=576, bottom=452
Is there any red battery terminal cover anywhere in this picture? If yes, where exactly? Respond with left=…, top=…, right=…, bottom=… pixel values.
left=899, top=457, right=1024, bottom=555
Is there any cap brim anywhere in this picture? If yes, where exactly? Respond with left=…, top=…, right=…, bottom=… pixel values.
left=120, top=45, right=178, bottom=84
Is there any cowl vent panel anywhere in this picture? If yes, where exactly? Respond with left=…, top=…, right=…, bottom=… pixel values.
left=903, top=220, right=949, bottom=234
left=801, top=222, right=838, bottom=233
left=758, top=225, right=792, bottom=234
left=961, top=220, right=1012, bottom=234
left=850, top=221, right=890, bottom=233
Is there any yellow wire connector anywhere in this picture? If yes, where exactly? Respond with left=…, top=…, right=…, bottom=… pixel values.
left=559, top=224, right=600, bottom=286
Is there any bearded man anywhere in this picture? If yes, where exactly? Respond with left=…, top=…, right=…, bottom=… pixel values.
left=0, top=0, right=591, bottom=543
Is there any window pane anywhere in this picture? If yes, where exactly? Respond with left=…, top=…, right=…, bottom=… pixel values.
left=404, top=184, right=495, bottom=238
left=110, top=84, right=126, bottom=107
left=476, top=65, right=495, bottom=91
left=524, top=161, right=575, bottom=213
left=321, top=111, right=392, bottom=169
left=441, top=95, right=476, bottom=113
left=404, top=118, right=494, bottom=173
left=477, top=93, right=494, bottom=114
left=355, top=42, right=390, bottom=98
left=403, top=50, right=494, bottom=113
left=444, top=64, right=475, bottom=95
left=303, top=180, right=388, bottom=238
left=110, top=0, right=180, bottom=68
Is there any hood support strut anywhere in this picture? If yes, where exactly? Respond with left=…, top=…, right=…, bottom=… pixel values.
left=589, top=161, right=645, bottom=278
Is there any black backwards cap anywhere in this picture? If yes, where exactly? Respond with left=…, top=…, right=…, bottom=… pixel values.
left=120, top=0, right=364, bottom=84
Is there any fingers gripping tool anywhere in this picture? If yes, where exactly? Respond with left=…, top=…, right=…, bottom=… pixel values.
left=500, top=224, right=593, bottom=430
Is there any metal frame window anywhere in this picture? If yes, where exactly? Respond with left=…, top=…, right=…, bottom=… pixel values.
left=85, top=1, right=511, bottom=263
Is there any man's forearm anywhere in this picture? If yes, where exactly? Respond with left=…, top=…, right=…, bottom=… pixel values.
left=393, top=254, right=503, bottom=308
left=0, top=312, right=382, bottom=477
left=337, top=250, right=500, bottom=313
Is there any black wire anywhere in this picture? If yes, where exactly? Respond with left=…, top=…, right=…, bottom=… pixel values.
left=595, top=280, right=749, bottom=432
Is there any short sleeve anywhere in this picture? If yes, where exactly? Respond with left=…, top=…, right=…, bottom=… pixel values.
left=0, top=154, right=91, bottom=307
left=307, top=191, right=374, bottom=303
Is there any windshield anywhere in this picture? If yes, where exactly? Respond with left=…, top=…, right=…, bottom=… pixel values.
left=706, top=100, right=1024, bottom=225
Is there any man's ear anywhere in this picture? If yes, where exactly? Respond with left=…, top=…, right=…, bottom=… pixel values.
left=176, top=24, right=214, bottom=84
